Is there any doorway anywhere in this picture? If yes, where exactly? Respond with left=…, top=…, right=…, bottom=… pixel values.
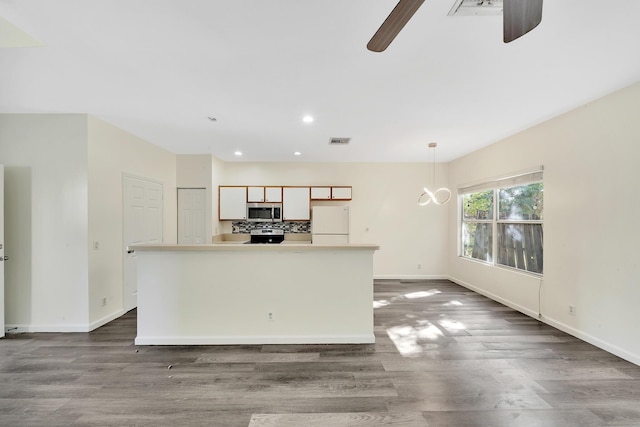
left=177, top=188, right=207, bottom=244
left=123, top=175, right=163, bottom=312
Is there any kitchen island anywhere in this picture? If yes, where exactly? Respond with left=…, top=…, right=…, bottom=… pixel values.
left=132, top=242, right=379, bottom=345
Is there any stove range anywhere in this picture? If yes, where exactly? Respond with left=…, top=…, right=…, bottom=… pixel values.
left=246, top=229, right=284, bottom=244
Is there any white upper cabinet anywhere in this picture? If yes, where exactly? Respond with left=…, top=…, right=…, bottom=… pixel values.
left=331, top=186, right=352, bottom=200
left=283, top=187, right=310, bottom=221
left=218, top=184, right=350, bottom=221
left=219, top=186, right=247, bottom=220
left=311, top=187, right=331, bottom=200
left=247, top=186, right=265, bottom=202
left=265, top=186, right=282, bottom=203
left=311, top=186, right=352, bottom=200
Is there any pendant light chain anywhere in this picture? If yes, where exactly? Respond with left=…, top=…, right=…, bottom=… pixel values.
left=430, top=142, right=436, bottom=187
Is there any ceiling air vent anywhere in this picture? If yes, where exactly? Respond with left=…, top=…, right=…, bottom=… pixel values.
left=329, top=137, right=351, bottom=145
left=448, top=0, right=503, bottom=16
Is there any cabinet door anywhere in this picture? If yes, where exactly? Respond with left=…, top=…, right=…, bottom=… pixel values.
left=311, top=187, right=331, bottom=200
left=265, top=186, right=282, bottom=203
left=247, top=186, right=265, bottom=202
left=219, top=186, right=247, bottom=220
left=331, top=186, right=352, bottom=200
left=282, top=187, right=310, bottom=221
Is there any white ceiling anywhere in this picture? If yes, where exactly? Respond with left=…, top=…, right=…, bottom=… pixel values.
left=1, top=0, right=640, bottom=162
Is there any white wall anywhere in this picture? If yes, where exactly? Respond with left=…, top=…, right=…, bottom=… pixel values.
left=448, top=82, right=640, bottom=365
left=87, top=116, right=177, bottom=327
left=0, top=114, right=90, bottom=331
left=0, top=114, right=178, bottom=332
left=221, top=162, right=450, bottom=278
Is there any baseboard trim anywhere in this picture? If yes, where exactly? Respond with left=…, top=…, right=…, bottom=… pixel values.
left=5, top=309, right=128, bottom=334
left=89, top=309, right=127, bottom=332
left=448, top=275, right=540, bottom=319
left=539, top=316, right=640, bottom=366
left=374, top=275, right=449, bottom=280
left=5, top=323, right=90, bottom=333
left=449, top=275, right=640, bottom=367
left=134, top=334, right=376, bottom=346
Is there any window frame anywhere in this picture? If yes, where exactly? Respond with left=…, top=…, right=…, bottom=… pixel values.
left=459, top=169, right=543, bottom=277
left=461, top=190, right=495, bottom=263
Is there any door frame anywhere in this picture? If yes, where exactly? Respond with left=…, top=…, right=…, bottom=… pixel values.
left=177, top=187, right=207, bottom=244
left=122, top=173, right=164, bottom=312
left=0, top=165, right=4, bottom=338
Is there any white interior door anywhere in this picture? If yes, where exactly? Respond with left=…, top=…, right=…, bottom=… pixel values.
left=0, top=165, right=4, bottom=338
left=178, top=188, right=206, bottom=244
left=123, top=176, right=163, bottom=311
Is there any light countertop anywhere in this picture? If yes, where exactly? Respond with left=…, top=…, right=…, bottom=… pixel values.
left=131, top=242, right=379, bottom=252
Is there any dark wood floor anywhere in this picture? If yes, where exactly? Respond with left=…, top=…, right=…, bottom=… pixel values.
left=2, top=280, right=640, bottom=426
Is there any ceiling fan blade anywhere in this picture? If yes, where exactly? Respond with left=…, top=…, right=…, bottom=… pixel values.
left=504, top=0, right=543, bottom=43
left=367, top=0, right=426, bottom=52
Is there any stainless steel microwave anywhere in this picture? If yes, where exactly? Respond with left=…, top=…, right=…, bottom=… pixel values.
left=247, top=203, right=283, bottom=222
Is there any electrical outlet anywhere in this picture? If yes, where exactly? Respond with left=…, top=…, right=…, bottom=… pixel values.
left=568, top=305, right=576, bottom=316
left=93, top=241, right=100, bottom=250
left=101, top=297, right=107, bottom=307
left=268, top=312, right=274, bottom=321
left=417, top=264, right=422, bottom=270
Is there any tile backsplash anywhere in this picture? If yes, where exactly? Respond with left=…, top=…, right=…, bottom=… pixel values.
left=232, top=221, right=311, bottom=234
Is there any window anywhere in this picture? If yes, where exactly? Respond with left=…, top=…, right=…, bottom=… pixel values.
left=462, top=190, right=493, bottom=262
left=460, top=170, right=543, bottom=275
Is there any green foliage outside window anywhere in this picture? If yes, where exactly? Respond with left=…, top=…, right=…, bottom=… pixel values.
left=461, top=181, right=543, bottom=275
left=499, top=183, right=543, bottom=220
left=463, top=190, right=493, bottom=220
left=462, top=190, right=493, bottom=261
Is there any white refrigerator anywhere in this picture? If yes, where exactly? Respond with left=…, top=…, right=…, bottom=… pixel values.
left=312, top=206, right=350, bottom=245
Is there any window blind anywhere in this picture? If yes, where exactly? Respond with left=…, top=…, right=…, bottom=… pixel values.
left=458, top=167, right=543, bottom=195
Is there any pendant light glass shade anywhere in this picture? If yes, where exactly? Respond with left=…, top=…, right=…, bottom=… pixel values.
left=418, top=143, right=451, bottom=206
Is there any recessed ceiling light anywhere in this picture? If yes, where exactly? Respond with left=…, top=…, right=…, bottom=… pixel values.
left=234, top=151, right=242, bottom=156
left=302, top=115, right=314, bottom=123
left=294, top=151, right=301, bottom=156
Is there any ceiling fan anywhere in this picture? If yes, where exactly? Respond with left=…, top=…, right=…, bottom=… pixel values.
left=367, top=0, right=543, bottom=52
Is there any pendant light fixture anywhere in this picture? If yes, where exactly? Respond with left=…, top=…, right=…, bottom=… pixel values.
left=418, top=143, right=451, bottom=206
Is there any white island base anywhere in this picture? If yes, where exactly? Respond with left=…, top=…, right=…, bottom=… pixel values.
left=133, top=243, right=379, bottom=345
